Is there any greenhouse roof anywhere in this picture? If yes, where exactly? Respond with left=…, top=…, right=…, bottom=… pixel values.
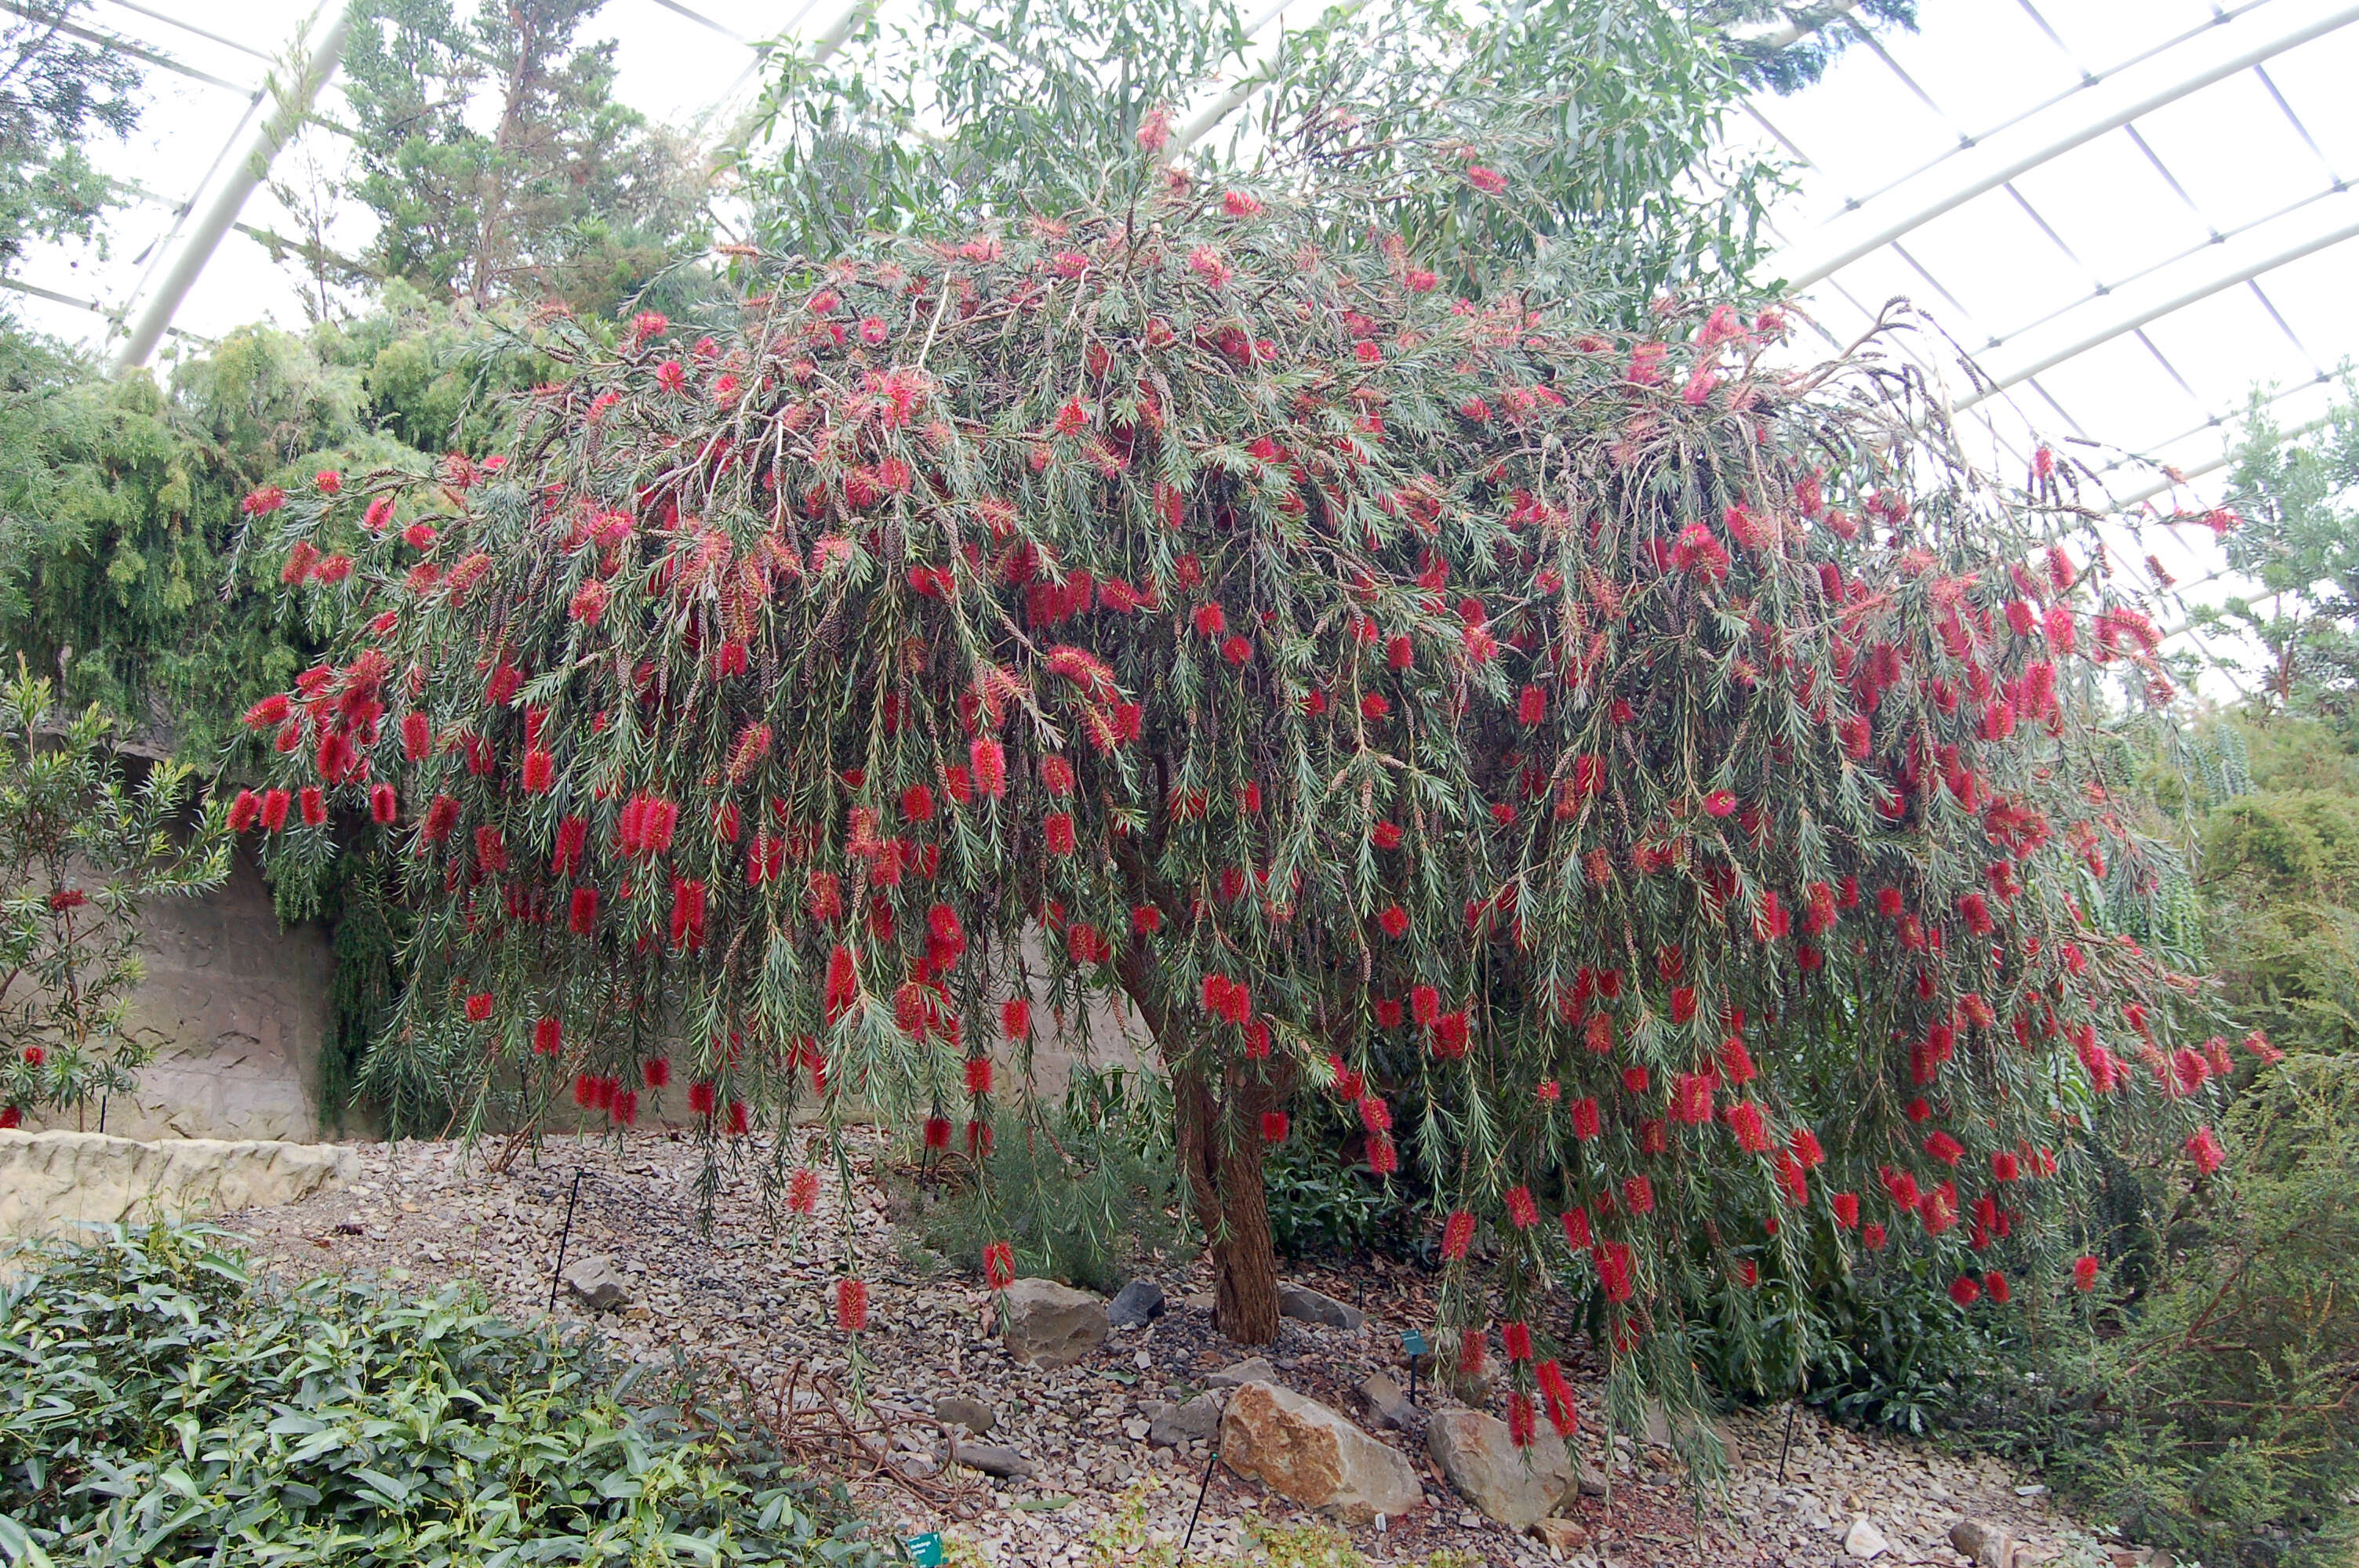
left=14, top=0, right=2359, bottom=694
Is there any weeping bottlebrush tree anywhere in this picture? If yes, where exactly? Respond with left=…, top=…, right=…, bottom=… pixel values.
left=235, top=169, right=2237, bottom=1443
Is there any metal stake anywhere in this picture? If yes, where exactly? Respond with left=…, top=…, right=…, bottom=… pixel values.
left=547, top=1167, right=584, bottom=1313
left=1181, top=1427, right=1223, bottom=1557
left=1777, top=1397, right=1801, bottom=1485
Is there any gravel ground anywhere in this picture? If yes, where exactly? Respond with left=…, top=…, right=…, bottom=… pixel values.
left=223, top=1133, right=2134, bottom=1568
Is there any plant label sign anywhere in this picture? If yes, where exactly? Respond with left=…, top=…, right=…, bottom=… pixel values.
left=905, top=1533, right=944, bottom=1566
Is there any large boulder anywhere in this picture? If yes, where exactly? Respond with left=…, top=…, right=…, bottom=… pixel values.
left=1426, top=1410, right=1577, bottom=1530
left=1219, top=1380, right=1423, bottom=1525
left=1000, top=1277, right=1109, bottom=1368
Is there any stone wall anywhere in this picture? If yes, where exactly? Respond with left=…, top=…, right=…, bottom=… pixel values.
left=86, top=848, right=336, bottom=1143
left=0, top=1127, right=354, bottom=1241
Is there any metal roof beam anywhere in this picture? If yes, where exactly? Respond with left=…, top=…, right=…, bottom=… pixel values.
left=1774, top=0, right=2359, bottom=289
left=108, top=0, right=354, bottom=375
left=1958, top=197, right=2359, bottom=410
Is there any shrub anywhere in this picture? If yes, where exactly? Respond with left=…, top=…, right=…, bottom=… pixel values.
left=910, top=1067, right=1178, bottom=1296
left=0, top=665, right=228, bottom=1129
left=0, top=1225, right=892, bottom=1567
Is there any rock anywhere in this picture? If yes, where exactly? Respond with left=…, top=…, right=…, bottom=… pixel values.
left=561, top=1254, right=631, bottom=1312
left=1358, top=1370, right=1411, bottom=1429
left=1531, top=1518, right=1590, bottom=1553
left=1424, top=1409, right=1576, bottom=1530
left=1844, top=1517, right=1890, bottom=1559
left=1278, top=1282, right=1367, bottom=1329
left=1950, top=1519, right=2026, bottom=1567
left=1577, top=1463, right=1609, bottom=1497
left=1143, top=1392, right=1224, bottom=1446
left=1182, top=1290, right=1215, bottom=1312
left=1000, top=1277, right=1109, bottom=1369
left=933, top=1394, right=998, bottom=1435
left=1107, top=1278, right=1166, bottom=1329
left=948, top=1439, right=1034, bottom=1479
left=1219, top=1380, right=1423, bottom=1525
left=1640, top=1396, right=1675, bottom=1447
left=1205, top=1356, right=1278, bottom=1388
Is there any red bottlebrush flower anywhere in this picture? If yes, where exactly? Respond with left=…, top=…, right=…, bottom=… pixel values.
left=298, top=786, right=326, bottom=827
left=1924, top=1131, right=1965, bottom=1166
left=1467, top=165, right=1507, bottom=194
left=568, top=887, right=598, bottom=935
left=1728, top=1099, right=1772, bottom=1153
left=522, top=749, right=555, bottom=794
left=1832, top=1191, right=1860, bottom=1228
left=787, top=1166, right=820, bottom=1214
left=1537, top=1359, right=1578, bottom=1436
left=1372, top=821, right=1403, bottom=850
left=1358, top=1094, right=1393, bottom=1134
left=1366, top=1131, right=1399, bottom=1174
left=1359, top=691, right=1390, bottom=720
left=1505, top=1185, right=1539, bottom=1229
left=1220, top=633, right=1253, bottom=666
left=1985, top=1270, right=2012, bottom=1305
left=1992, top=1150, right=2021, bottom=1183
left=1129, top=902, right=1164, bottom=938
left=1042, top=811, right=1076, bottom=855
left=2186, top=1125, right=2225, bottom=1174
left=835, top=1278, right=870, bottom=1333
left=1041, top=754, right=1076, bottom=797
left=473, top=826, right=507, bottom=873
left=2073, top=1254, right=2099, bottom=1291
left=369, top=782, right=398, bottom=825
left=1516, top=684, right=1546, bottom=726
left=572, top=1073, right=598, bottom=1109
left=228, top=789, right=260, bottom=833
left=1503, top=1320, right=1533, bottom=1361
left=1411, top=985, right=1441, bottom=1026
left=1441, top=1208, right=1477, bottom=1261
left=689, top=1080, right=718, bottom=1116
left=965, top=1056, right=994, bottom=1097
left=1860, top=1222, right=1888, bottom=1251
left=1536, top=1079, right=1561, bottom=1104
left=259, top=789, right=292, bottom=832
left=243, top=693, right=292, bottom=731
left=1703, top=789, right=1737, bottom=818
left=970, top=738, right=1008, bottom=797
left=1561, top=1207, right=1592, bottom=1249
left=1377, top=904, right=1409, bottom=938
left=924, top=1115, right=953, bottom=1151
left=464, top=993, right=493, bottom=1022
left=643, top=1058, right=671, bottom=1089
left=1571, top=1097, right=1601, bottom=1140
left=982, top=1240, right=1017, bottom=1289
left=1191, top=602, right=1227, bottom=638
left=1622, top=1175, right=1655, bottom=1215
left=402, top=711, right=432, bottom=761
left=1949, top=1275, right=1983, bottom=1307
left=1790, top=1127, right=1824, bottom=1168
left=727, top=1099, right=751, bottom=1136
left=1430, top=1011, right=1470, bottom=1058
left=533, top=1017, right=562, bottom=1056
left=824, top=942, right=858, bottom=1022
left=1260, top=1110, right=1290, bottom=1144
left=1670, top=986, right=1697, bottom=1025
left=1623, top=1065, right=1652, bottom=1096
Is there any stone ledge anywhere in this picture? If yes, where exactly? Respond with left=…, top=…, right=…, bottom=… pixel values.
left=0, top=1128, right=355, bottom=1240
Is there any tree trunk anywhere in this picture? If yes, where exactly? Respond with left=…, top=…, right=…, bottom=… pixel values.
left=1175, top=1056, right=1281, bottom=1345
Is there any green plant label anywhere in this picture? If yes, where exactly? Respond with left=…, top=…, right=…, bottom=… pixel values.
left=906, top=1532, right=944, bottom=1566
left=1401, top=1330, right=1427, bottom=1358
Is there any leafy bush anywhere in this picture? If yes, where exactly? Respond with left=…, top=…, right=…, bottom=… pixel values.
left=0, top=1225, right=892, bottom=1567
left=0, top=666, right=228, bottom=1129
left=1263, top=1131, right=1413, bottom=1262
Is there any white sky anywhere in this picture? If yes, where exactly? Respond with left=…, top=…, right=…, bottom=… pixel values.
left=17, top=0, right=2357, bottom=699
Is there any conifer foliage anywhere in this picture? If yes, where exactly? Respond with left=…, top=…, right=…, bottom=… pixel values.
left=242, top=169, right=2229, bottom=1421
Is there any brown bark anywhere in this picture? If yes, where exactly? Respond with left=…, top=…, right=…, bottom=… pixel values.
left=1175, top=1058, right=1282, bottom=1344
left=1117, top=938, right=1284, bottom=1345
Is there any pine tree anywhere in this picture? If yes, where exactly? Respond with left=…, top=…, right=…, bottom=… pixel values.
left=240, top=159, right=2227, bottom=1432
